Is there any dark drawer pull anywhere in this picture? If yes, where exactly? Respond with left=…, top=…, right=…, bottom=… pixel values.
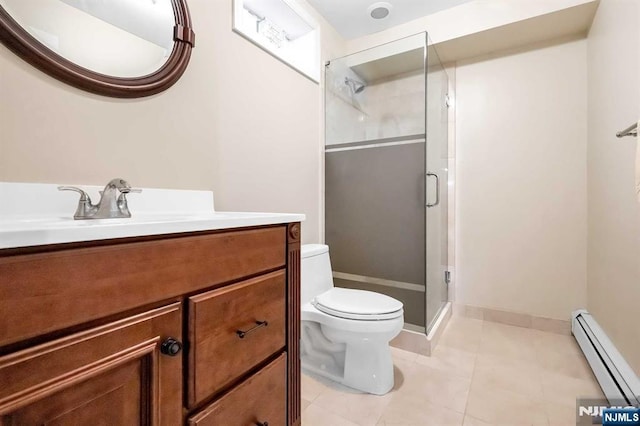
left=236, top=320, right=268, bottom=339
left=256, top=422, right=268, bottom=426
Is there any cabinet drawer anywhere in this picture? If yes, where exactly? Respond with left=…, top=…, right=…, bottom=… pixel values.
left=188, top=270, right=286, bottom=407
left=0, top=226, right=286, bottom=348
left=188, top=354, right=286, bottom=426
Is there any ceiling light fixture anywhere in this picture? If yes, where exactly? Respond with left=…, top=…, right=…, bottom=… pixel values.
left=368, top=2, right=392, bottom=20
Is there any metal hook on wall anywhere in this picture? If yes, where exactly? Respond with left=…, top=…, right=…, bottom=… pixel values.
left=616, top=122, right=638, bottom=138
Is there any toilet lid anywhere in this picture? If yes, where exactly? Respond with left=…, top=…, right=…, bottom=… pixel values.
left=312, top=288, right=404, bottom=321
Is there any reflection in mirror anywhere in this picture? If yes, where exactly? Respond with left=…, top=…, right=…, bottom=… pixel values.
left=0, top=0, right=175, bottom=77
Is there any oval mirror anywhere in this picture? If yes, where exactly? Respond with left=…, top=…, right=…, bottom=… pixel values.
left=0, top=0, right=195, bottom=97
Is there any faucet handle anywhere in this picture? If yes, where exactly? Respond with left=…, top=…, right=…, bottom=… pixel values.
left=58, top=186, right=95, bottom=219
left=58, top=186, right=91, bottom=201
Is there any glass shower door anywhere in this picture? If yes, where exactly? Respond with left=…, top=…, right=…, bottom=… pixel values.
left=325, top=34, right=428, bottom=329
left=425, top=41, right=449, bottom=331
left=324, top=33, right=450, bottom=333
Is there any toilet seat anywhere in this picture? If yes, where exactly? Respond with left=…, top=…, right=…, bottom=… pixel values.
left=312, top=288, right=403, bottom=321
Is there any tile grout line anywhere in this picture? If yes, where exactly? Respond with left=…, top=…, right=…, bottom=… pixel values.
left=461, top=319, right=484, bottom=420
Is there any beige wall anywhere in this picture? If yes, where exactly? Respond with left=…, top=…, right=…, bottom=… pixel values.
left=0, top=0, right=345, bottom=244
left=455, top=39, right=588, bottom=320
left=586, top=0, right=640, bottom=375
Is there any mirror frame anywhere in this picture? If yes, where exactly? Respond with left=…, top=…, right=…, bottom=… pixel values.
left=0, top=1, right=195, bottom=98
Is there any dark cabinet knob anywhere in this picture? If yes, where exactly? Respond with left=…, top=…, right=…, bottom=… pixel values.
left=255, top=422, right=269, bottom=426
left=160, top=338, right=182, bottom=356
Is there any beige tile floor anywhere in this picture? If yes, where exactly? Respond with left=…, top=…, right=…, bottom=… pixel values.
left=301, top=317, right=604, bottom=426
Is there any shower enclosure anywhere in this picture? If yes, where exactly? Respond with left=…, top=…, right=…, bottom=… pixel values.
left=325, top=33, right=449, bottom=333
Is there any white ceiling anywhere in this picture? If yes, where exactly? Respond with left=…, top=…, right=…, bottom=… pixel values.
left=306, top=0, right=476, bottom=39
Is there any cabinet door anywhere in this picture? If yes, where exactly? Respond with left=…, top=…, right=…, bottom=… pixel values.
left=0, top=303, right=183, bottom=426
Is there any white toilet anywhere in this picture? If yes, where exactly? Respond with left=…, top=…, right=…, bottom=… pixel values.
left=300, top=244, right=404, bottom=395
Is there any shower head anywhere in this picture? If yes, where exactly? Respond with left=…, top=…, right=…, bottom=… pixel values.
left=345, top=77, right=366, bottom=94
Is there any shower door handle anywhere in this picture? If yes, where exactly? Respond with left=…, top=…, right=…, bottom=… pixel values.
left=426, top=172, right=440, bottom=208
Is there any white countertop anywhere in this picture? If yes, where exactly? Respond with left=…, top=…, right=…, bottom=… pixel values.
left=0, top=182, right=305, bottom=249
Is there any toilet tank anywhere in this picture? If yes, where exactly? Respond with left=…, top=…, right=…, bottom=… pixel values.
left=301, top=244, right=334, bottom=305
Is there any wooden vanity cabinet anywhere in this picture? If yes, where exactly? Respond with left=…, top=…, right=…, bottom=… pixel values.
left=0, top=223, right=302, bottom=426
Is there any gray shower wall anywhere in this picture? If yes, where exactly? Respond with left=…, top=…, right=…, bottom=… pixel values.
left=325, top=141, right=426, bottom=326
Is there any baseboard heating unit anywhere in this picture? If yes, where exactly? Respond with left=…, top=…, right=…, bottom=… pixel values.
left=572, top=309, right=640, bottom=406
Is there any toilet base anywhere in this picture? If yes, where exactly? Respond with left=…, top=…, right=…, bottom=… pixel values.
left=342, top=340, right=394, bottom=395
left=301, top=320, right=397, bottom=395
left=301, top=321, right=345, bottom=381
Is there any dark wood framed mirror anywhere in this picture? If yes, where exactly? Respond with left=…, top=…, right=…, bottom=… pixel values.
left=0, top=0, right=195, bottom=98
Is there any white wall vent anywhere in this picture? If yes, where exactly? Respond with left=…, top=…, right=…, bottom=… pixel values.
left=572, top=309, right=640, bottom=405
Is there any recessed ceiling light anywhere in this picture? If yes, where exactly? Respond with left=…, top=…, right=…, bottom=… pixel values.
left=368, top=2, right=392, bottom=20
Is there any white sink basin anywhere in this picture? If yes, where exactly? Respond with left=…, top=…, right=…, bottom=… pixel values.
left=0, top=212, right=275, bottom=230
left=0, top=211, right=305, bottom=249
left=0, top=183, right=305, bottom=249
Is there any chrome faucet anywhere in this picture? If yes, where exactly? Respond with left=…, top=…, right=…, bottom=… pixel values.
left=58, top=178, right=141, bottom=220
